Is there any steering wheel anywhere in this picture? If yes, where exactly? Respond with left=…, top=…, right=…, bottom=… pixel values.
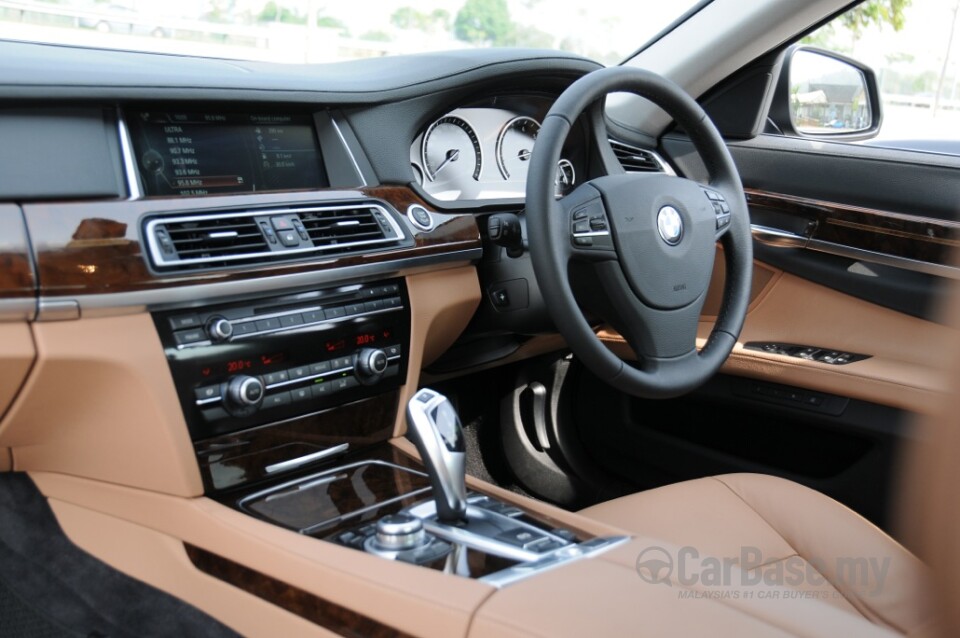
left=526, top=66, right=752, bottom=399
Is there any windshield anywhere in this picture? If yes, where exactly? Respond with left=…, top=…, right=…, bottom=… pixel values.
left=0, top=0, right=701, bottom=65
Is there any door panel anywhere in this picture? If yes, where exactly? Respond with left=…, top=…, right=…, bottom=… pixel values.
left=601, top=266, right=952, bottom=414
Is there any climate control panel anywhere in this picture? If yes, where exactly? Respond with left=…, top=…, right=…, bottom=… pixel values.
left=154, top=279, right=410, bottom=440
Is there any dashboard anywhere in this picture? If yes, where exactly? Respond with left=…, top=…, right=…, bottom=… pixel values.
left=0, top=39, right=671, bottom=638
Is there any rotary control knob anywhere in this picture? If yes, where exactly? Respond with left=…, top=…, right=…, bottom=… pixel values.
left=373, top=514, right=426, bottom=551
left=355, top=348, right=388, bottom=384
left=224, top=375, right=264, bottom=416
left=206, top=316, right=233, bottom=342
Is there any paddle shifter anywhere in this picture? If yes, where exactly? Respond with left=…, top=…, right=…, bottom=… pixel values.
left=406, top=389, right=467, bottom=523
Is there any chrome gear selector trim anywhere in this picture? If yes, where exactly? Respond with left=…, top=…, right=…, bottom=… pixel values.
left=405, top=388, right=468, bottom=522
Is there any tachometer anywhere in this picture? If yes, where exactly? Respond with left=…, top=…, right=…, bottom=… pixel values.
left=421, top=116, right=482, bottom=182
left=496, top=116, right=539, bottom=180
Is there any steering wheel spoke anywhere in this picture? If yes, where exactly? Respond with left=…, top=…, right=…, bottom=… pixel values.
left=560, top=185, right=618, bottom=262
left=703, top=185, right=734, bottom=241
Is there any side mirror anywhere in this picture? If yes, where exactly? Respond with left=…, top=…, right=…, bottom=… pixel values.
left=770, top=46, right=882, bottom=141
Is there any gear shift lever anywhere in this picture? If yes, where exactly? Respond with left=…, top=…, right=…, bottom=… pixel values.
left=406, top=389, right=467, bottom=523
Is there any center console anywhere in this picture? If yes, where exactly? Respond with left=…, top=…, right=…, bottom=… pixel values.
left=154, top=279, right=626, bottom=590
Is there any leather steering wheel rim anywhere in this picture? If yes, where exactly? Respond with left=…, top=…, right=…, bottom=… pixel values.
left=526, top=66, right=753, bottom=399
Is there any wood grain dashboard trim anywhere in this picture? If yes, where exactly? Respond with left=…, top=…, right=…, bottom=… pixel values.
left=745, top=188, right=960, bottom=269
left=22, top=187, right=480, bottom=303
left=185, top=543, right=412, bottom=638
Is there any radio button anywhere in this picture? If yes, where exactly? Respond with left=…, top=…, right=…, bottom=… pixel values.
left=302, top=310, right=325, bottom=324
left=345, top=303, right=364, bottom=315
left=384, top=297, right=402, bottom=309
left=233, top=321, right=257, bottom=336
left=255, top=318, right=281, bottom=332
left=280, top=314, right=304, bottom=328
left=325, top=307, right=346, bottom=320
left=174, top=328, right=206, bottom=346
left=169, top=314, right=201, bottom=330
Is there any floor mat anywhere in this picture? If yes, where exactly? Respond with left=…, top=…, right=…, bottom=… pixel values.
left=0, top=473, right=239, bottom=638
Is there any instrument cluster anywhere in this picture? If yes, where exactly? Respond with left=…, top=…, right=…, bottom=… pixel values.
left=409, top=96, right=581, bottom=203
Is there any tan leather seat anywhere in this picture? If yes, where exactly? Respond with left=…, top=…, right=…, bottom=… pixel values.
left=579, top=472, right=934, bottom=636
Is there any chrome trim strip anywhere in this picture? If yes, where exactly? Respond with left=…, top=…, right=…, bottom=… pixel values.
left=806, top=238, right=960, bottom=281
left=0, top=298, right=37, bottom=322
left=572, top=230, right=610, bottom=238
left=750, top=224, right=808, bottom=248
left=239, top=460, right=426, bottom=507
left=264, top=443, right=350, bottom=475
left=56, top=247, right=481, bottom=318
left=116, top=111, right=143, bottom=200
left=750, top=224, right=960, bottom=280
left=36, top=298, right=80, bottom=322
left=330, top=117, right=368, bottom=187
left=144, top=203, right=405, bottom=269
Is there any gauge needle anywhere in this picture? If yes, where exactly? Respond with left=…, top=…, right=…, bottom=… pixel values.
left=433, top=148, right=460, bottom=176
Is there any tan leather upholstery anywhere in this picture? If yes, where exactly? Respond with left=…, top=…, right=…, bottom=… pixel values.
left=579, top=473, right=933, bottom=636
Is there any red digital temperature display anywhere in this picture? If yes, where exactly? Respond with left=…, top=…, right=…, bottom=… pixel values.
left=354, top=328, right=392, bottom=347
left=204, top=352, right=285, bottom=377
left=327, top=329, right=393, bottom=352
left=225, top=359, right=253, bottom=373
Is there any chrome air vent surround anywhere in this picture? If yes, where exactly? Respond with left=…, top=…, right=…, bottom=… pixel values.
left=608, top=139, right=675, bottom=175
left=144, top=203, right=406, bottom=272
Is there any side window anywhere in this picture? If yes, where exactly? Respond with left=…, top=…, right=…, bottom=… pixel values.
left=790, top=0, right=960, bottom=155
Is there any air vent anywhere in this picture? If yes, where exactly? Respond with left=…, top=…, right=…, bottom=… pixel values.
left=144, top=203, right=405, bottom=272
left=609, top=139, right=672, bottom=174
left=155, top=216, right=268, bottom=262
left=300, top=207, right=388, bottom=246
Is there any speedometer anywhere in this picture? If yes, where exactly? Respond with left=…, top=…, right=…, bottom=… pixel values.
left=496, top=116, right=539, bottom=180
left=421, top=116, right=482, bottom=182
